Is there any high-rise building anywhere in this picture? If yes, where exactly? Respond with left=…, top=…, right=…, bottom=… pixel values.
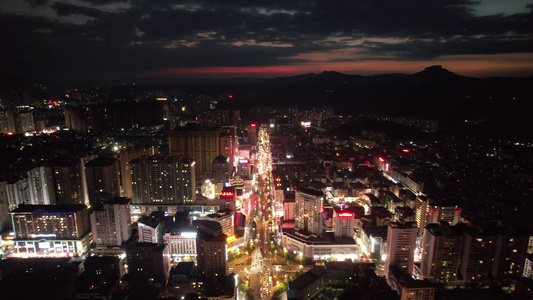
left=130, top=155, right=195, bottom=205
left=64, top=102, right=163, bottom=133
left=0, top=167, right=50, bottom=231
left=45, top=159, right=84, bottom=205
left=212, top=155, right=229, bottom=185
left=169, top=126, right=233, bottom=180
left=0, top=108, right=16, bottom=134
left=415, top=196, right=461, bottom=236
left=385, top=221, right=417, bottom=280
left=15, top=110, right=35, bottom=133
left=460, top=224, right=494, bottom=282
left=491, top=226, right=529, bottom=280
left=118, top=146, right=160, bottom=199
left=138, top=214, right=165, bottom=244
left=90, top=197, right=132, bottom=246
left=181, top=158, right=196, bottom=203
left=85, top=157, right=120, bottom=206
left=204, top=209, right=234, bottom=237
left=247, top=123, right=257, bottom=145
left=24, top=166, right=50, bottom=205
left=389, top=266, right=435, bottom=300
left=295, top=188, right=325, bottom=235
left=126, top=242, right=170, bottom=279
left=0, top=181, right=10, bottom=231
left=420, top=222, right=462, bottom=283
left=0, top=108, right=34, bottom=134
left=193, top=220, right=228, bottom=279
left=332, top=207, right=355, bottom=238
left=10, top=204, right=92, bottom=256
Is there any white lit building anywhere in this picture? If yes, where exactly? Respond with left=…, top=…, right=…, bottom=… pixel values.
left=295, top=188, right=325, bottom=235
left=163, top=229, right=197, bottom=262
left=385, top=221, right=417, bottom=280
left=281, top=228, right=358, bottom=261
left=9, top=204, right=92, bottom=257
left=90, top=197, right=132, bottom=246
left=332, top=207, right=355, bottom=238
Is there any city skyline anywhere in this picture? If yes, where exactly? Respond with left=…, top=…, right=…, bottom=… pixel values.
left=1, top=0, right=533, bottom=84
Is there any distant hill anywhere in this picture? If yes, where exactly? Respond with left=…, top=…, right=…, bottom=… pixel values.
left=234, top=66, right=533, bottom=139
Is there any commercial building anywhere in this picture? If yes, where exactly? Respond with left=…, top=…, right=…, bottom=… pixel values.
left=281, top=228, right=358, bottom=261
left=163, top=228, right=197, bottom=262
left=332, top=207, right=355, bottom=238
left=90, top=197, right=132, bottom=246
left=10, top=204, right=92, bottom=256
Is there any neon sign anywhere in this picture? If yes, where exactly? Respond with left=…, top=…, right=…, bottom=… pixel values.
left=221, top=191, right=234, bottom=199
left=378, top=157, right=385, bottom=162
left=338, top=213, right=353, bottom=218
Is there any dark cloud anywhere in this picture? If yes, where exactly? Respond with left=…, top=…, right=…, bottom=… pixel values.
left=52, top=2, right=104, bottom=18
left=23, top=0, right=49, bottom=6
left=1, top=0, right=532, bottom=82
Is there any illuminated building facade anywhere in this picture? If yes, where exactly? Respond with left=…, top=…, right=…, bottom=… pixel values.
left=332, top=207, right=355, bottom=238
left=130, top=155, right=195, bottom=205
left=385, top=221, right=417, bottom=280
left=9, top=204, right=92, bottom=256
left=163, top=229, right=197, bottom=262
left=138, top=214, right=164, bottom=244
left=90, top=197, right=132, bottom=246
left=415, top=196, right=461, bottom=236
left=281, top=228, right=358, bottom=261
left=295, top=188, right=325, bottom=235
left=204, top=210, right=233, bottom=237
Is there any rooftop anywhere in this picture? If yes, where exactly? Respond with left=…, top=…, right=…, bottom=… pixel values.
left=11, top=204, right=87, bottom=214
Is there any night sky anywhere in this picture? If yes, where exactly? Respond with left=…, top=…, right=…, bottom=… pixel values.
left=1, top=0, right=533, bottom=83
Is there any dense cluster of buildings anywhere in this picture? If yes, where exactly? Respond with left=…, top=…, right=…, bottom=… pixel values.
left=0, top=89, right=532, bottom=300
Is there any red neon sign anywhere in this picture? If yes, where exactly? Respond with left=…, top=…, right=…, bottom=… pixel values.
left=251, top=124, right=256, bottom=127
left=378, top=157, right=385, bottom=162
left=338, top=213, right=353, bottom=218
left=402, top=149, right=410, bottom=153
left=221, top=191, right=234, bottom=199
left=455, top=209, right=461, bottom=216
left=428, top=209, right=439, bottom=217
